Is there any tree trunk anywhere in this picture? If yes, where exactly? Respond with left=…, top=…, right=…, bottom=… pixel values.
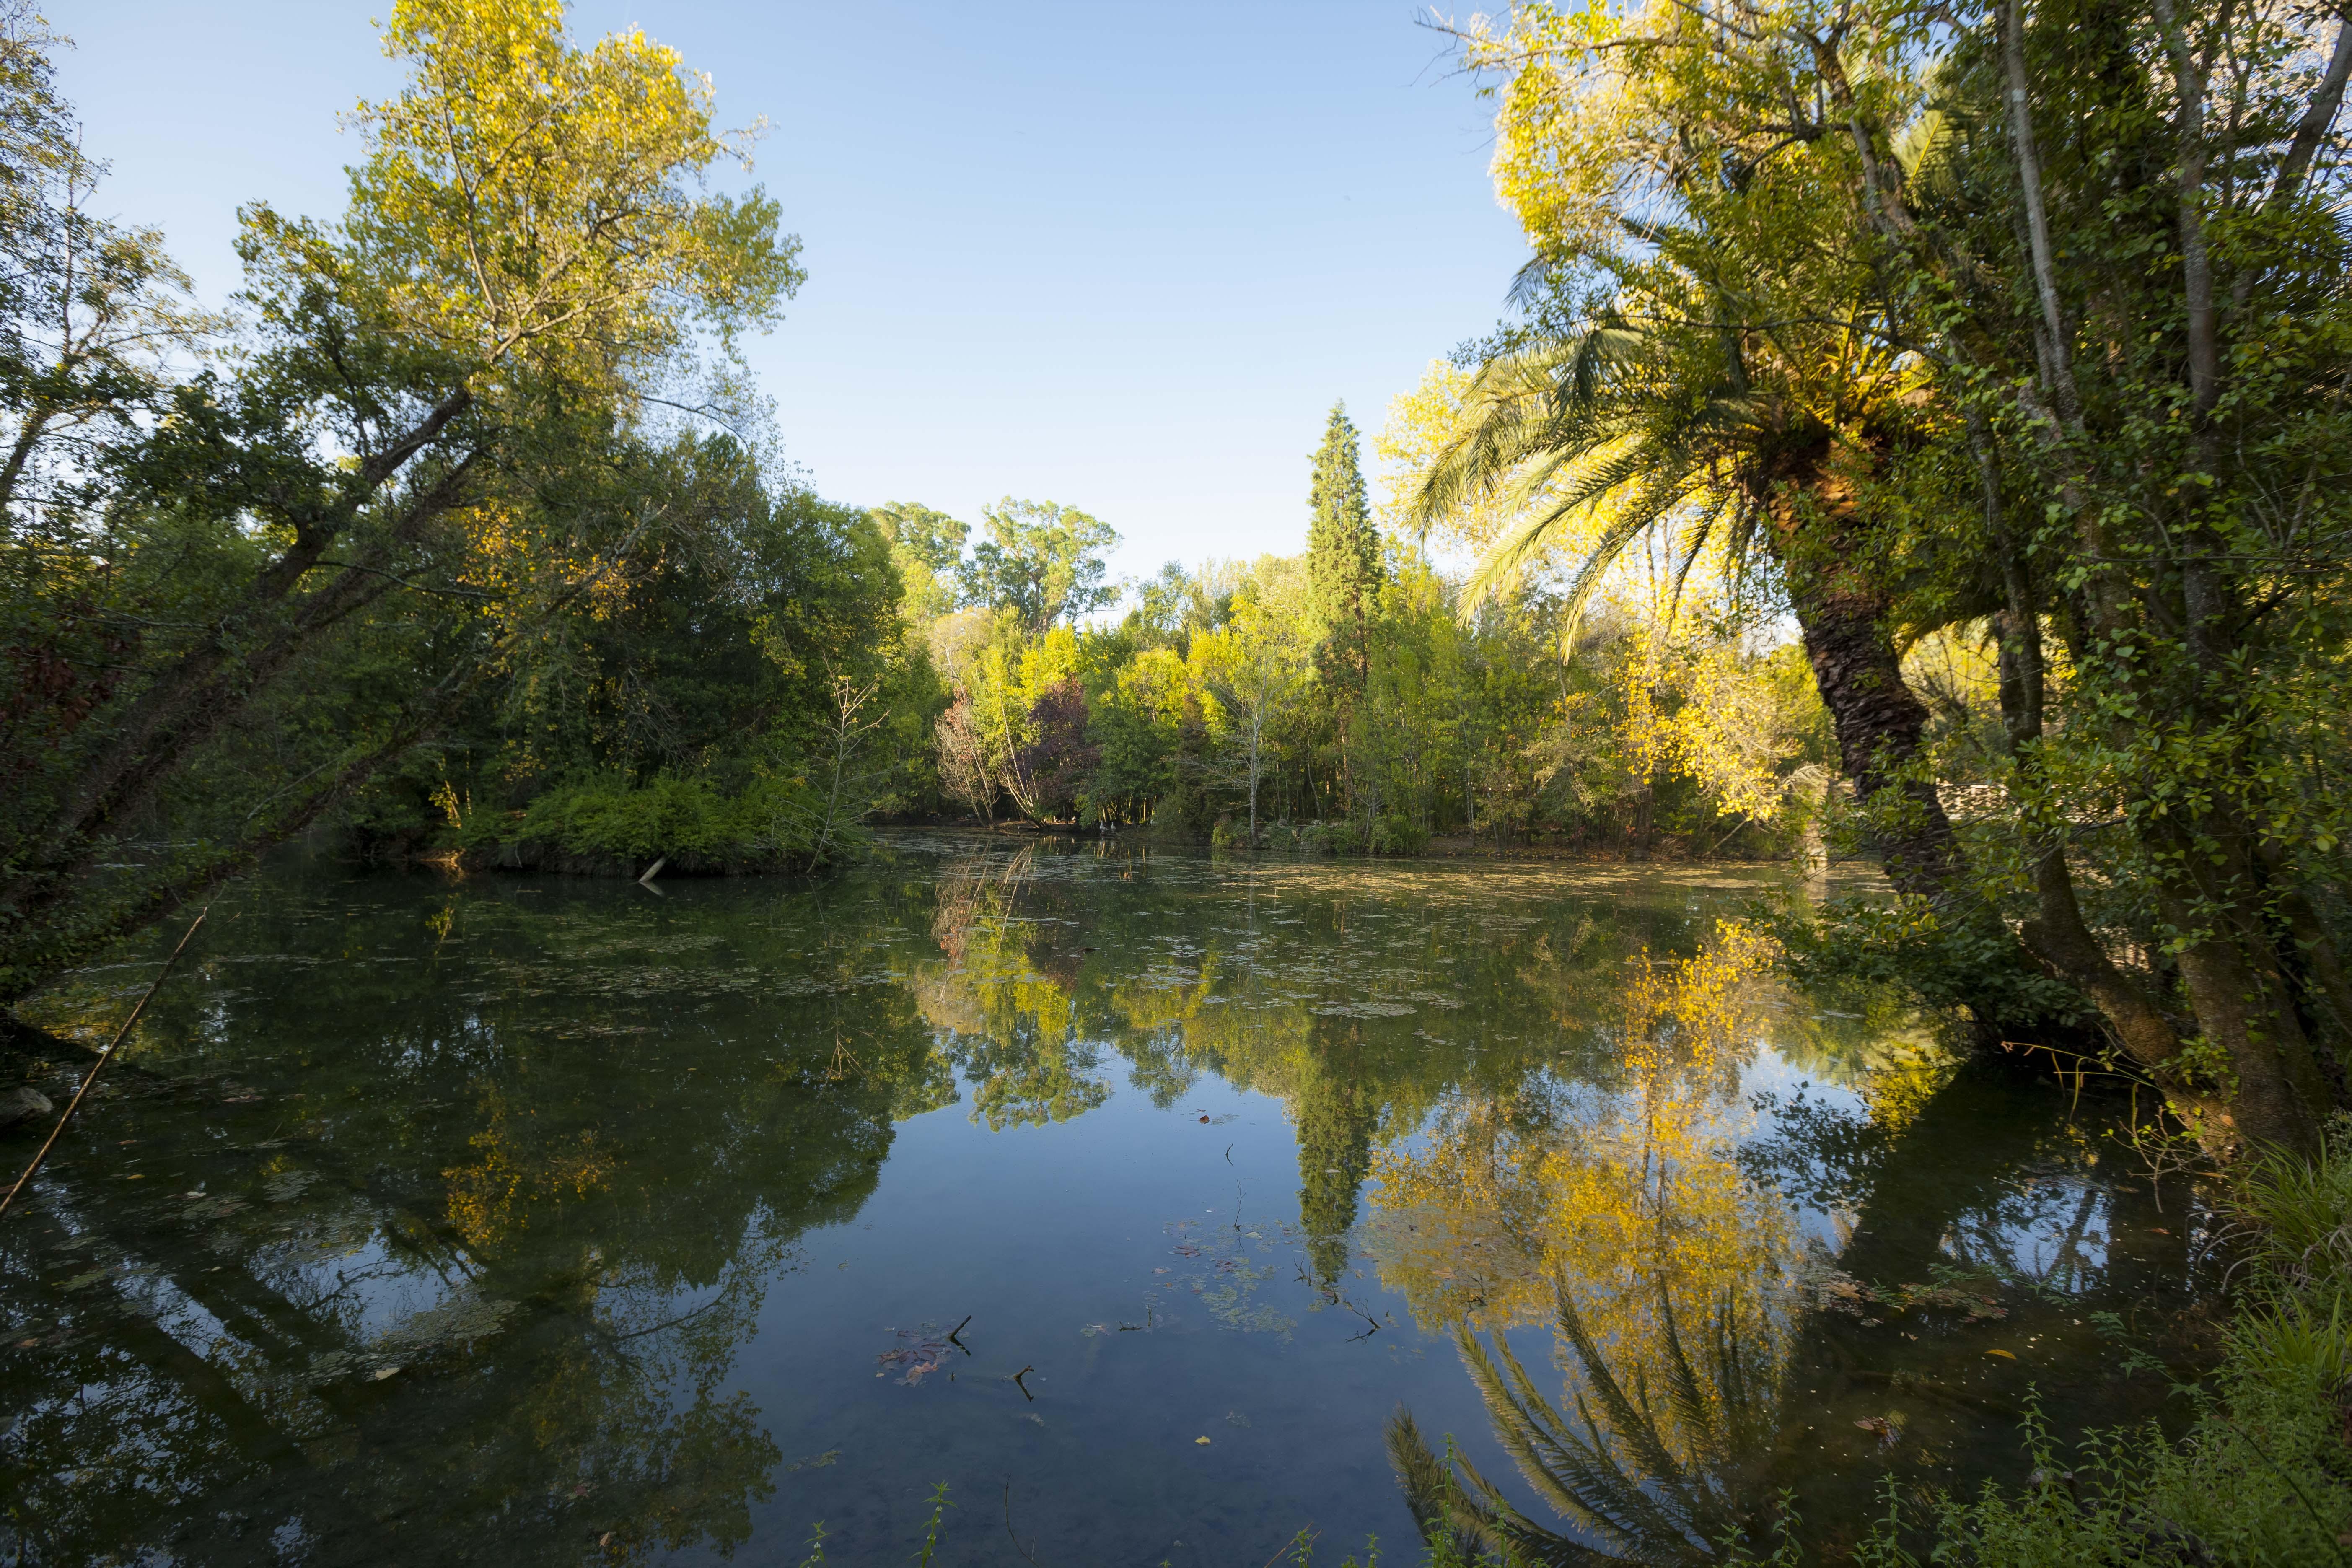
left=1788, top=577, right=1965, bottom=905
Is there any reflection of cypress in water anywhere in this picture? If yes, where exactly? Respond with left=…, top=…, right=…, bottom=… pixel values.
left=1294, top=1027, right=1376, bottom=1286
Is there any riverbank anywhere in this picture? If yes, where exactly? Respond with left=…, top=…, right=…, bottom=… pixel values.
left=870, top=814, right=1811, bottom=868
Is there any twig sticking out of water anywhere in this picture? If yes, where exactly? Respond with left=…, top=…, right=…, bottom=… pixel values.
left=0, top=907, right=208, bottom=1221
left=1012, top=1364, right=1035, bottom=1400
left=1002, top=1478, right=1044, bottom=1567
left=947, top=1314, right=971, bottom=1350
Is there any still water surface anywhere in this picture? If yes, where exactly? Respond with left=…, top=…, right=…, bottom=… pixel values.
left=2, top=834, right=2215, bottom=1565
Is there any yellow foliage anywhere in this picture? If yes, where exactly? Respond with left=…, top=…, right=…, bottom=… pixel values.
left=328, top=0, right=800, bottom=397
left=1367, top=921, right=1795, bottom=1468
left=1465, top=2, right=1645, bottom=258
left=442, top=1092, right=614, bottom=1250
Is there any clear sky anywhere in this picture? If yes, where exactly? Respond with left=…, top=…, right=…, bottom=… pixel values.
left=50, top=1, right=1529, bottom=586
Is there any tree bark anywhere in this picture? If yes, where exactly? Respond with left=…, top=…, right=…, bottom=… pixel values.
left=1789, top=577, right=1965, bottom=905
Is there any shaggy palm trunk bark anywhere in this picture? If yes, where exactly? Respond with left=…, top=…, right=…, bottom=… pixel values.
left=1764, top=449, right=2076, bottom=1057
left=1788, top=578, right=1964, bottom=905
left=1764, top=452, right=1971, bottom=909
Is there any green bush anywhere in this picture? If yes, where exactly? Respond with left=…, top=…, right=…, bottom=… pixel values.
left=1764, top=893, right=2089, bottom=1036
left=1308, top=819, right=1365, bottom=856
left=465, top=774, right=864, bottom=873
left=1368, top=815, right=1429, bottom=856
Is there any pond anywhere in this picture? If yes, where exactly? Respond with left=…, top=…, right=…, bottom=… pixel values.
left=0, top=833, right=2218, bottom=1566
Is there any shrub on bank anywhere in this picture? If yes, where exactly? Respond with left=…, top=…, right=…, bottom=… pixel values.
left=458, top=775, right=867, bottom=875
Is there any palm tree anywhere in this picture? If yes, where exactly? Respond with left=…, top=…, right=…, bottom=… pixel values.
left=1409, top=274, right=1971, bottom=912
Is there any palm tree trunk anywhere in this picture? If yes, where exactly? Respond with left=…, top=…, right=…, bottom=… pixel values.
left=1787, top=578, right=1965, bottom=904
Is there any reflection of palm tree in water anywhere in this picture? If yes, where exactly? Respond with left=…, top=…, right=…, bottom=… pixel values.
left=1389, top=1275, right=1781, bottom=1565
left=1384, top=1057, right=2198, bottom=1563
left=1294, top=1021, right=1377, bottom=1286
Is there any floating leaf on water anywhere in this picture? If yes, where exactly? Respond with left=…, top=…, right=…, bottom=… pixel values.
left=262, top=1170, right=319, bottom=1203
left=1985, top=1348, right=2017, bottom=1360
left=1194, top=1436, right=1210, bottom=1445
left=372, top=1294, right=521, bottom=1363
left=876, top=1324, right=956, bottom=1384
left=1854, top=1415, right=1902, bottom=1449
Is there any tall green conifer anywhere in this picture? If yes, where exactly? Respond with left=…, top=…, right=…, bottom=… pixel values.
left=1306, top=402, right=1379, bottom=690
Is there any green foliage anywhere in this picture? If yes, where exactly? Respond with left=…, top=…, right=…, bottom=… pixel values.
left=1766, top=894, right=2089, bottom=1036
left=477, top=773, right=843, bottom=873
left=961, top=497, right=1117, bottom=634
left=1309, top=401, right=1382, bottom=695
left=352, top=439, right=936, bottom=873
left=914, top=1481, right=954, bottom=1567
left=0, top=0, right=812, bottom=998
left=1370, top=816, right=1430, bottom=856
left=870, top=500, right=968, bottom=625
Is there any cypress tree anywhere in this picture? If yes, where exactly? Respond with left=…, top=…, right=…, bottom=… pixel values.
left=1306, top=401, right=1379, bottom=691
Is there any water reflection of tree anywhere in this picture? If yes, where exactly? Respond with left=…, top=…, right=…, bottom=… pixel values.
left=917, top=850, right=1115, bottom=1127
left=912, top=847, right=1738, bottom=1311
left=1370, top=928, right=1793, bottom=1415
left=1375, top=927, right=2212, bottom=1564
left=2, top=866, right=950, bottom=1565
left=1389, top=1279, right=1784, bottom=1565
left=1294, top=1021, right=1380, bottom=1284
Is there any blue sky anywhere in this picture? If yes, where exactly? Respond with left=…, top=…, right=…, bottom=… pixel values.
left=52, top=1, right=1528, bottom=586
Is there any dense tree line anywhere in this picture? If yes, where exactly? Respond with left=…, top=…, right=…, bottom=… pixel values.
left=888, top=402, right=1831, bottom=859
left=0, top=0, right=931, bottom=1001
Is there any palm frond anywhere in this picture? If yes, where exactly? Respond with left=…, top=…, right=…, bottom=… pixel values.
left=1460, top=1318, right=1700, bottom=1558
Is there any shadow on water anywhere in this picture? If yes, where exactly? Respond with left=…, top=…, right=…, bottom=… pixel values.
left=0, top=833, right=2218, bottom=1564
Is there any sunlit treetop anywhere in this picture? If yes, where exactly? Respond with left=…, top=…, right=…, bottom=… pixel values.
left=241, top=0, right=804, bottom=412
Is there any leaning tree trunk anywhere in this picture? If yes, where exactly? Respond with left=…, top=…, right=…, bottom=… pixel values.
left=1788, top=574, right=1966, bottom=906
left=1764, top=449, right=1969, bottom=908
left=1763, top=446, right=2084, bottom=1054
